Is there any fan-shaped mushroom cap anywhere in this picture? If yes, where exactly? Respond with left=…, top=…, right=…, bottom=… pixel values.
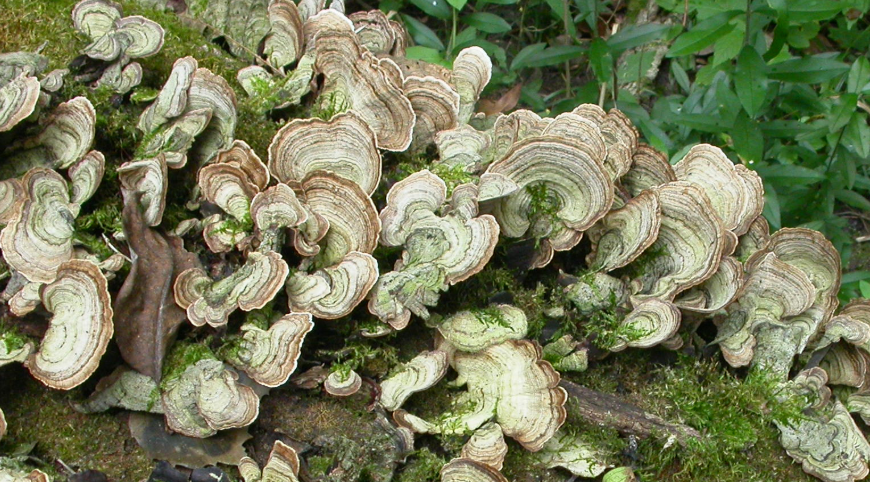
left=630, top=182, right=725, bottom=301
left=295, top=173, right=381, bottom=265
left=312, top=16, right=415, bottom=151
left=735, top=215, right=769, bottom=261
left=717, top=252, right=816, bottom=368
left=441, top=458, right=508, bottom=482
left=380, top=350, right=449, bottom=411
left=482, top=136, right=612, bottom=259
left=437, top=305, right=528, bottom=352
left=674, top=256, right=743, bottom=313
left=324, top=368, right=362, bottom=396
left=214, top=140, right=270, bottom=190
left=461, top=422, right=508, bottom=471
left=202, top=214, right=249, bottom=254
left=26, top=259, right=113, bottom=390
left=140, top=108, right=212, bottom=169
left=563, top=271, right=628, bottom=316
left=7, top=278, right=42, bottom=317
left=162, top=359, right=258, bottom=437
left=349, top=10, right=399, bottom=54
left=251, top=183, right=308, bottom=234
left=819, top=301, right=870, bottom=352
left=674, top=144, right=764, bottom=236
left=610, top=299, right=681, bottom=351
left=0, top=168, right=75, bottom=283
left=286, top=251, right=378, bottom=319
left=571, top=104, right=638, bottom=180
left=821, top=344, right=870, bottom=388
left=138, top=56, right=196, bottom=133
left=68, top=150, right=105, bottom=205
left=228, top=313, right=314, bottom=388
left=776, top=386, right=870, bottom=482
left=188, top=67, right=237, bottom=164
left=535, top=428, right=608, bottom=477
left=198, top=163, right=259, bottom=222
left=0, top=178, right=24, bottom=224
left=452, top=340, right=566, bottom=451
left=265, top=0, right=303, bottom=70
left=239, top=440, right=301, bottom=482
left=450, top=47, right=492, bottom=124
left=404, top=76, right=460, bottom=152
left=0, top=408, right=5, bottom=441
left=0, top=333, right=33, bottom=368
left=0, top=74, right=39, bottom=132
left=435, top=124, right=490, bottom=173
left=586, top=189, right=661, bottom=272
left=175, top=251, right=290, bottom=327
left=621, top=144, right=676, bottom=196
left=113, top=16, right=165, bottom=58
left=268, top=112, right=381, bottom=195
left=540, top=113, right=606, bottom=164
left=379, top=170, right=447, bottom=247
left=486, top=110, right=551, bottom=163
left=118, top=156, right=168, bottom=226
left=5, top=97, right=96, bottom=175
left=72, top=0, right=122, bottom=39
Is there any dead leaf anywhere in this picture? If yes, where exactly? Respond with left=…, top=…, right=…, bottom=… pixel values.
left=129, top=413, right=250, bottom=468
left=479, top=84, right=522, bottom=117
left=114, top=190, right=201, bottom=382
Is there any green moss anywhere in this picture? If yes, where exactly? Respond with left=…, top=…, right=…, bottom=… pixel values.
left=469, top=305, right=511, bottom=329
left=311, top=91, right=350, bottom=121
left=160, top=340, right=219, bottom=389
left=0, top=325, right=27, bottom=353
left=76, top=199, right=124, bottom=234
left=396, top=448, right=446, bottom=482
left=308, top=454, right=334, bottom=476
left=430, top=163, right=475, bottom=196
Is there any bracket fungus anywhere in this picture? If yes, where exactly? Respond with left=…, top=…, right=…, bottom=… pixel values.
left=225, top=312, right=313, bottom=388
left=239, top=440, right=301, bottom=482
left=324, top=367, right=363, bottom=397
left=379, top=350, right=449, bottom=411
left=0, top=74, right=40, bottom=132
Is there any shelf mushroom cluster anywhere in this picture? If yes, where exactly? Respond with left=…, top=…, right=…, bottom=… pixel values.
left=2, top=1, right=870, bottom=481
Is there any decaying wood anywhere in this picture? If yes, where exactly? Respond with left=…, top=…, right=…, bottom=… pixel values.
left=559, top=379, right=701, bottom=445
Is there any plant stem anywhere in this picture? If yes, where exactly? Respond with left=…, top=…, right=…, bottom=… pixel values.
left=448, top=8, right=458, bottom=57
left=743, top=0, right=752, bottom=46
left=563, top=0, right=572, bottom=99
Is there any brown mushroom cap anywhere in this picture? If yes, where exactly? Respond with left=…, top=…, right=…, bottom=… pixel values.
left=268, top=112, right=381, bottom=195
left=198, top=163, right=259, bottom=222
left=214, top=140, right=270, bottom=190
left=240, top=440, right=302, bottom=482
left=675, top=256, right=743, bottom=313
left=324, top=368, right=362, bottom=396
left=25, top=259, right=113, bottom=390
left=312, top=14, right=415, bottom=151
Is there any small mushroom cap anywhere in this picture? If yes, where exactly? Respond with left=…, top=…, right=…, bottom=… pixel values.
left=536, top=428, right=608, bottom=477
left=26, top=259, right=113, bottom=390
left=161, top=359, right=247, bottom=438
left=242, top=440, right=302, bottom=482
left=214, top=140, right=270, bottom=191
left=198, top=163, right=259, bottom=222
left=674, top=256, right=743, bottom=314
left=265, top=0, right=304, bottom=70
left=139, top=108, right=212, bottom=168
left=268, top=112, right=381, bottom=195
left=114, top=16, right=165, bottom=58
left=404, top=76, right=460, bottom=152
left=610, top=299, right=681, bottom=352
left=68, top=150, right=106, bottom=205
left=630, top=182, right=726, bottom=301
left=571, top=105, right=638, bottom=180
left=138, top=56, right=196, bottom=133
left=437, top=305, right=528, bottom=352
left=118, top=156, right=168, bottom=227
left=296, top=172, right=381, bottom=265
left=0, top=407, right=5, bottom=441
left=621, top=144, right=676, bottom=197
left=460, top=422, right=509, bottom=471
left=440, top=458, right=508, bottom=482
left=435, top=124, right=490, bottom=173
left=187, top=67, right=237, bottom=164
left=380, top=170, right=447, bottom=247
left=196, top=365, right=260, bottom=431
left=380, top=350, right=449, bottom=411
left=450, top=47, right=492, bottom=124
left=0, top=74, right=40, bottom=132
left=821, top=344, right=870, bottom=388
left=819, top=301, right=870, bottom=352
left=324, top=368, right=362, bottom=397
left=251, top=183, right=308, bottom=233
left=312, top=17, right=415, bottom=151
left=586, top=189, right=661, bottom=272
left=286, top=251, right=378, bottom=319
left=453, top=340, right=567, bottom=451
left=674, top=144, right=764, bottom=235
left=72, top=0, right=122, bottom=39
left=178, top=251, right=290, bottom=327
left=0, top=178, right=24, bottom=224
left=230, top=313, right=313, bottom=388
left=5, top=96, right=96, bottom=174
left=349, top=10, right=399, bottom=54
left=1, top=168, right=75, bottom=283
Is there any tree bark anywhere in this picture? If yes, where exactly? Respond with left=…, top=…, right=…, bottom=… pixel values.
left=559, top=379, right=701, bottom=445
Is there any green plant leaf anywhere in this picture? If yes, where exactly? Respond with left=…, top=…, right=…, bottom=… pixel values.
left=476, top=0, right=519, bottom=4
left=848, top=56, right=870, bottom=94
left=734, top=46, right=768, bottom=118
left=607, top=23, right=672, bottom=53
left=401, top=14, right=446, bottom=50
left=755, top=164, right=825, bottom=185
left=405, top=46, right=448, bottom=65
left=762, top=182, right=781, bottom=229
left=767, top=56, right=850, bottom=83
left=513, top=45, right=586, bottom=69
left=769, top=0, right=844, bottom=22
left=834, top=188, right=870, bottom=211
left=732, top=113, right=764, bottom=162
left=409, top=0, right=453, bottom=20
left=446, top=0, right=468, bottom=10
left=666, top=12, right=740, bottom=57
left=828, top=93, right=858, bottom=133
left=462, top=12, right=512, bottom=33
left=510, top=42, right=547, bottom=71
left=589, top=38, right=613, bottom=84
left=860, top=280, right=870, bottom=299
left=845, top=113, right=870, bottom=159
left=670, top=61, right=691, bottom=93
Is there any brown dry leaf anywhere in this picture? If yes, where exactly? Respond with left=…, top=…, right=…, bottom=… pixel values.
left=479, top=84, right=522, bottom=117
left=128, top=412, right=251, bottom=468
left=113, top=190, right=201, bottom=382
